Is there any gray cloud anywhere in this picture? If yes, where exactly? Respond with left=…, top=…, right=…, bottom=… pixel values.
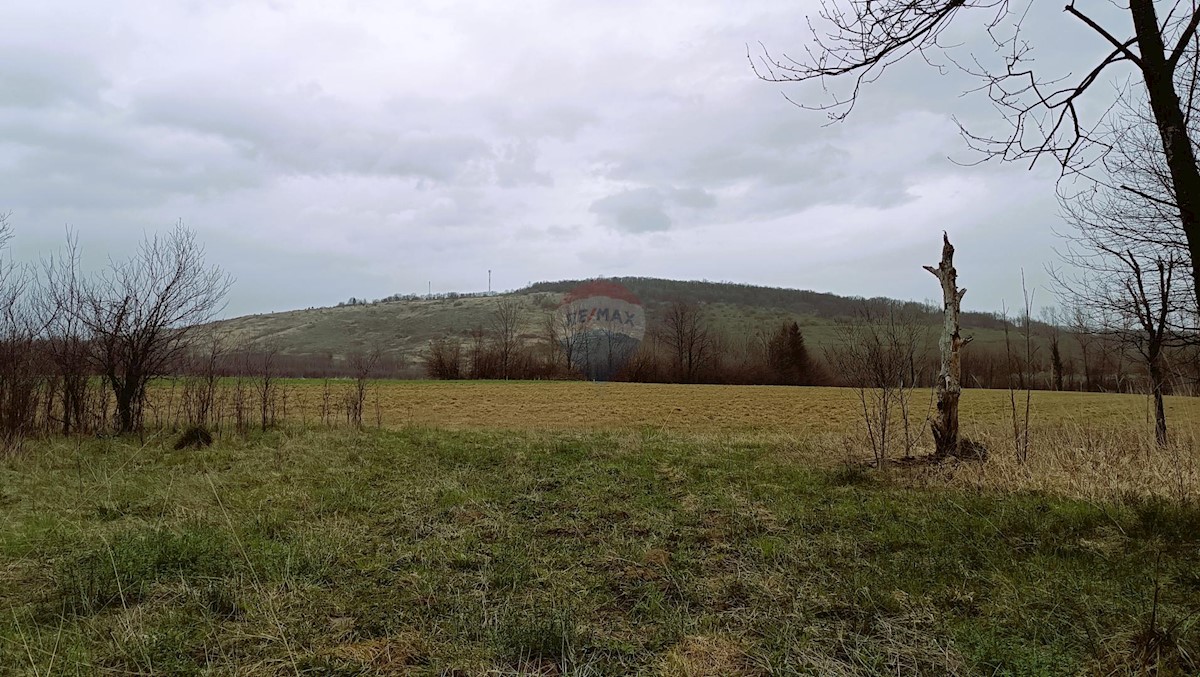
left=590, top=186, right=716, bottom=233
left=590, top=188, right=673, bottom=232
left=0, top=0, right=1123, bottom=316
left=130, top=83, right=497, bottom=182
left=0, top=47, right=105, bottom=109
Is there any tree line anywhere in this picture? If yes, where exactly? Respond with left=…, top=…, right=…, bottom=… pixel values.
left=423, top=295, right=1200, bottom=393
left=426, top=298, right=823, bottom=385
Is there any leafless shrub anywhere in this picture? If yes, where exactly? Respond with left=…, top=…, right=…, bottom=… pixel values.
left=73, top=222, right=232, bottom=433
left=347, top=347, right=381, bottom=427
left=0, top=213, right=45, bottom=449
left=826, top=301, right=929, bottom=466
left=1002, top=278, right=1036, bottom=464
left=41, top=233, right=93, bottom=435
left=254, top=343, right=280, bottom=431
left=232, top=373, right=249, bottom=436
left=320, top=378, right=332, bottom=427
left=181, top=331, right=225, bottom=428
left=426, top=337, right=464, bottom=379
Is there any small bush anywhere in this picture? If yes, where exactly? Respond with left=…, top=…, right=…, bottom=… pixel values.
left=173, top=425, right=213, bottom=450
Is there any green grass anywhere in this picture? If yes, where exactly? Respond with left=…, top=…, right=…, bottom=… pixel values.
left=2, top=427, right=1198, bottom=674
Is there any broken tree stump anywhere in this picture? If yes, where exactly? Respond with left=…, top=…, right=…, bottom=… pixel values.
left=924, top=232, right=969, bottom=458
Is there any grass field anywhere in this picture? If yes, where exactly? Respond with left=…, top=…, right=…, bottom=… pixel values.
left=148, top=380, right=1200, bottom=501
left=3, top=383, right=1199, bottom=674
left=152, top=380, right=1200, bottom=436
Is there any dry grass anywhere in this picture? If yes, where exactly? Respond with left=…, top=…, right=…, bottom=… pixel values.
left=905, top=423, right=1200, bottom=502
left=660, top=634, right=752, bottom=676
left=150, top=379, right=1200, bottom=433
left=147, top=380, right=1200, bottom=502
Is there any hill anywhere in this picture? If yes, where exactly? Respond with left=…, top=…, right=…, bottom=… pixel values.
left=208, top=276, right=1031, bottom=373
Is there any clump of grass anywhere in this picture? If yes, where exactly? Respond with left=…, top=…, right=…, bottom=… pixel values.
left=826, top=462, right=874, bottom=487
left=52, top=525, right=232, bottom=615
left=195, top=577, right=245, bottom=620
left=494, top=607, right=590, bottom=668
left=172, top=424, right=213, bottom=450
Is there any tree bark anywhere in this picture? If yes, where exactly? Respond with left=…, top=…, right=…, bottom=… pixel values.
left=1129, top=0, right=1200, bottom=310
left=924, top=232, right=967, bottom=458
left=1150, top=359, right=1168, bottom=447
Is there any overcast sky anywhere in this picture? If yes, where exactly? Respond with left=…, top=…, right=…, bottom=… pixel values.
left=1, top=1, right=1134, bottom=318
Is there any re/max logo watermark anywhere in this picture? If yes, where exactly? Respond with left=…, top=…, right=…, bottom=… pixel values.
left=565, top=306, right=638, bottom=327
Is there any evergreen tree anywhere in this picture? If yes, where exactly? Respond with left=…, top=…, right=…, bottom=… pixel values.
left=767, top=321, right=812, bottom=385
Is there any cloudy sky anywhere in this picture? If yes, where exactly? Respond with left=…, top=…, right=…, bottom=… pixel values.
left=1, top=1, right=1133, bottom=317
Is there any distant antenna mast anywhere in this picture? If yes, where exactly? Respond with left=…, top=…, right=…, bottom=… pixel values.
left=488, top=269, right=492, bottom=294
left=427, top=281, right=431, bottom=297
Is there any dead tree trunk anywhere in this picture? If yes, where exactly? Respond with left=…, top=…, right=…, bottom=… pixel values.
left=924, top=232, right=968, bottom=458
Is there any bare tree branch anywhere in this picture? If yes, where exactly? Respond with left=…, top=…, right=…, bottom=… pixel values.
left=756, top=0, right=1200, bottom=305
left=1065, top=4, right=1143, bottom=67
left=1168, top=8, right=1200, bottom=67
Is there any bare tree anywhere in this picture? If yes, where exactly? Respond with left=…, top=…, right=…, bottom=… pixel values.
left=1058, top=96, right=1198, bottom=444
left=658, top=300, right=712, bottom=383
left=754, top=1, right=1200, bottom=305
left=1069, top=304, right=1098, bottom=391
left=595, top=307, right=639, bottom=381
left=544, top=301, right=587, bottom=378
left=541, top=308, right=565, bottom=375
left=491, top=298, right=523, bottom=380
left=1068, top=251, right=1191, bottom=445
left=74, top=223, right=232, bottom=433
left=1065, top=96, right=1196, bottom=262
left=560, top=300, right=600, bottom=379
left=1060, top=248, right=1193, bottom=446
left=467, top=325, right=491, bottom=378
